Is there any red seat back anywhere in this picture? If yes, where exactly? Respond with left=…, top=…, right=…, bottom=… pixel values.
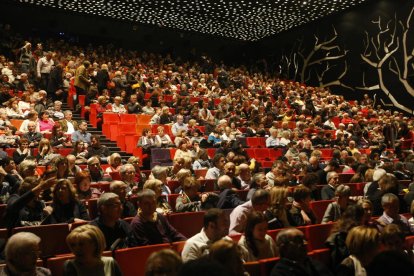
left=167, top=211, right=205, bottom=238
left=114, top=243, right=171, bottom=276
left=305, top=223, right=334, bottom=251
left=309, top=200, right=334, bottom=224
left=12, top=224, right=70, bottom=258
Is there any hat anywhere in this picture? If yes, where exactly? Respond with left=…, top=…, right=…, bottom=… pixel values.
left=373, top=168, right=386, bottom=182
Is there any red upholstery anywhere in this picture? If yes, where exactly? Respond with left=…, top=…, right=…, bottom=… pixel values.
left=338, top=173, right=354, bottom=184
left=87, top=198, right=98, bottom=219
left=120, top=114, right=137, bottom=123
left=305, top=223, right=334, bottom=251
left=167, top=211, right=205, bottom=239
left=244, top=261, right=261, bottom=276
left=194, top=169, right=208, bottom=178
left=114, top=243, right=171, bottom=276
left=255, top=148, right=270, bottom=160
left=46, top=255, right=74, bottom=276
left=309, top=200, right=334, bottom=224
left=12, top=224, right=70, bottom=258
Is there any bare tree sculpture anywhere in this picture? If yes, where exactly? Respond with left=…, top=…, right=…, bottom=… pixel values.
left=360, top=8, right=414, bottom=114
left=280, top=26, right=352, bottom=91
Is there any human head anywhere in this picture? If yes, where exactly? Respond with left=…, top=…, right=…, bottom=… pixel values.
left=381, top=224, right=405, bottom=252
left=276, top=228, right=307, bottom=262
left=53, top=179, right=77, bottom=204
left=381, top=193, right=400, bottom=218
left=5, top=232, right=41, bottom=274
left=143, top=179, right=164, bottom=198
left=209, top=240, right=244, bottom=276
left=212, top=153, right=226, bottom=170
left=251, top=189, right=270, bottom=212
left=346, top=226, right=380, bottom=265
left=97, top=192, right=122, bottom=221
left=151, top=165, right=168, bottom=184
left=245, top=211, right=268, bottom=258
left=251, top=172, right=267, bottom=189
left=292, top=185, right=312, bottom=205
left=110, top=180, right=128, bottom=201
left=326, top=171, right=339, bottom=187
left=223, top=162, right=236, bottom=178
left=203, top=208, right=228, bottom=242
left=87, top=156, right=101, bottom=173
left=75, top=171, right=92, bottom=192
left=120, top=164, right=136, bottom=182
left=18, top=160, right=37, bottom=178
left=108, top=153, right=122, bottom=167
left=66, top=225, right=106, bottom=260
left=137, top=189, right=157, bottom=216
left=217, top=175, right=232, bottom=190
left=145, top=249, right=182, bottom=276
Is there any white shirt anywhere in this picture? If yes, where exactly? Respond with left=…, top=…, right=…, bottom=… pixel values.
left=205, top=167, right=220, bottom=179
left=229, top=201, right=253, bottom=235
left=181, top=229, right=211, bottom=262
left=37, top=57, right=54, bottom=77
left=66, top=121, right=75, bottom=134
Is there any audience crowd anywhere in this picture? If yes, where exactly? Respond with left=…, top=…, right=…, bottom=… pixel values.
left=0, top=23, right=413, bottom=275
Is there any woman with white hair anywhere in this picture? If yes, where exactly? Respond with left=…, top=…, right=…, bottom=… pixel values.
left=111, top=96, right=127, bottom=114
left=322, top=184, right=352, bottom=223
left=1, top=232, right=51, bottom=275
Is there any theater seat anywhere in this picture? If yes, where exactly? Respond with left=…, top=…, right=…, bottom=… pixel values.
left=259, top=257, right=280, bottom=276
left=114, top=243, right=171, bottom=276
left=47, top=255, right=74, bottom=276
left=167, top=211, right=205, bottom=238
left=305, top=223, right=334, bottom=251
left=12, top=224, right=71, bottom=258
left=309, top=200, right=334, bottom=224
left=244, top=261, right=261, bottom=276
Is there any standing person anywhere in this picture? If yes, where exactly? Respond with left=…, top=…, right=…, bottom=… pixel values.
left=74, top=60, right=91, bottom=96
left=47, top=63, right=65, bottom=102
left=37, top=51, right=54, bottom=89
left=64, top=225, right=122, bottom=276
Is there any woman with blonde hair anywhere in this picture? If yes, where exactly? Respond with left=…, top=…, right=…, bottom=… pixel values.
left=265, top=186, right=292, bottom=229
left=143, top=179, right=172, bottom=215
left=337, top=226, right=380, bottom=275
left=105, top=153, right=122, bottom=174
left=64, top=224, right=122, bottom=276
left=154, top=125, right=173, bottom=147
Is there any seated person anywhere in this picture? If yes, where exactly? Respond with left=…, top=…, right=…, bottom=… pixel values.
left=1, top=232, right=51, bottom=275
left=181, top=208, right=229, bottom=262
left=22, top=121, right=42, bottom=148
left=322, top=184, right=352, bottom=224
left=110, top=180, right=136, bottom=218
left=64, top=225, right=122, bottom=275
left=265, top=186, right=292, bottom=230
left=289, top=185, right=317, bottom=226
left=143, top=179, right=172, bottom=215
left=86, top=156, right=112, bottom=182
left=105, top=153, right=122, bottom=174
left=120, top=163, right=141, bottom=195
left=238, top=211, right=278, bottom=262
left=377, top=193, right=412, bottom=235
left=229, top=189, right=270, bottom=235
left=337, top=226, right=380, bottom=276
left=90, top=193, right=131, bottom=250
left=175, top=176, right=204, bottom=212
left=271, top=228, right=333, bottom=276
left=48, top=179, right=90, bottom=224
left=75, top=171, right=101, bottom=200
left=4, top=176, right=55, bottom=229
left=129, top=189, right=186, bottom=246
left=216, top=175, right=245, bottom=209
left=321, top=171, right=340, bottom=200
left=86, top=135, right=110, bottom=162
left=154, top=126, right=173, bottom=147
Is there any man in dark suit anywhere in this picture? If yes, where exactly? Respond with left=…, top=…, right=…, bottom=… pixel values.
left=216, top=175, right=245, bottom=209
left=321, top=171, right=339, bottom=200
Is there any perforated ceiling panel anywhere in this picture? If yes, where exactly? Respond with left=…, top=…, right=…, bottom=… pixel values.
left=13, top=0, right=369, bottom=41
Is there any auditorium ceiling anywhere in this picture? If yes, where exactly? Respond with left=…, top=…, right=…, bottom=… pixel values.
left=12, top=0, right=370, bottom=41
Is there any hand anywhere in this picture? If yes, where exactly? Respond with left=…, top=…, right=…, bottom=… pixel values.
left=201, top=193, right=209, bottom=202
left=73, top=218, right=86, bottom=223
left=43, top=206, right=53, bottom=215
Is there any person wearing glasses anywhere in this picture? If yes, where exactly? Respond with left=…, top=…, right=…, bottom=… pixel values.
left=321, top=171, right=340, bottom=200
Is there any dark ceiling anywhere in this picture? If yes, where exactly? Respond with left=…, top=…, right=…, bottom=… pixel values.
left=11, top=0, right=370, bottom=41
